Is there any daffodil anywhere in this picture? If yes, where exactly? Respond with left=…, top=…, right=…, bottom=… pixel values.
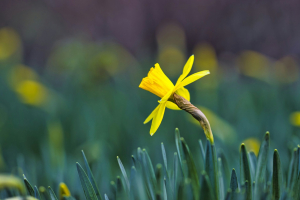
left=139, top=55, right=210, bottom=135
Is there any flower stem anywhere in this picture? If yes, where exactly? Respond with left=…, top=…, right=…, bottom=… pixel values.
left=171, top=93, right=214, bottom=144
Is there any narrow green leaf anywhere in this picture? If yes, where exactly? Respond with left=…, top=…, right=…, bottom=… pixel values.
left=155, top=164, right=163, bottom=197
left=82, top=150, right=102, bottom=200
left=181, top=138, right=199, bottom=187
left=131, top=155, right=136, bottom=166
left=240, top=143, right=252, bottom=200
left=181, top=138, right=199, bottom=199
left=116, top=176, right=126, bottom=200
left=200, top=171, right=215, bottom=200
left=230, top=169, right=238, bottom=193
left=163, top=178, right=167, bottom=200
left=173, top=152, right=179, bottom=199
left=142, top=149, right=156, bottom=200
left=161, top=143, right=168, bottom=170
left=48, top=186, right=58, bottom=200
left=219, top=151, right=230, bottom=190
left=272, top=149, right=282, bottom=200
left=198, top=139, right=205, bottom=161
left=175, top=128, right=187, bottom=178
left=224, top=189, right=232, bottom=200
left=254, top=132, right=270, bottom=198
left=248, top=151, right=257, bottom=182
left=23, top=175, right=34, bottom=197
left=34, top=186, right=41, bottom=200
left=218, top=157, right=225, bottom=200
left=205, top=139, right=219, bottom=200
left=290, top=147, right=299, bottom=197
left=76, top=162, right=98, bottom=200
left=117, top=156, right=130, bottom=191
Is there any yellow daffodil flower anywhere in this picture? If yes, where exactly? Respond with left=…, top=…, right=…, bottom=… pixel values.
left=139, top=55, right=210, bottom=135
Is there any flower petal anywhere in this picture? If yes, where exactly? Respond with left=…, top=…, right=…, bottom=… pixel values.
left=153, top=63, right=174, bottom=89
left=175, top=55, right=194, bottom=87
left=143, top=104, right=160, bottom=124
left=166, top=101, right=180, bottom=110
left=176, top=70, right=210, bottom=89
left=160, top=89, right=174, bottom=103
left=150, top=102, right=167, bottom=135
left=176, top=87, right=190, bottom=101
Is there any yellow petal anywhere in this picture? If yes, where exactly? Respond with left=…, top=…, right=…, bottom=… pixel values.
left=176, top=70, right=210, bottom=89
left=175, top=55, right=194, bottom=87
left=166, top=101, right=180, bottom=110
left=153, top=63, right=174, bottom=89
left=150, top=102, right=166, bottom=135
left=144, top=104, right=160, bottom=124
left=176, top=87, right=190, bottom=101
left=160, top=89, right=174, bottom=103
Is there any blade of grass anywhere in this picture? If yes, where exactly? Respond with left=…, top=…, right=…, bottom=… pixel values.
left=272, top=149, right=282, bottom=200
left=76, top=162, right=97, bottom=200
left=82, top=151, right=102, bottom=200
left=117, top=156, right=130, bottom=192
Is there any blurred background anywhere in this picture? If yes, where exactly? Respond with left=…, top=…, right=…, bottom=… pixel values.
left=1, top=0, right=300, bottom=198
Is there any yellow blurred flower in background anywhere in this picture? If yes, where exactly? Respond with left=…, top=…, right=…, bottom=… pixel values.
left=194, top=43, right=218, bottom=89
left=139, top=55, right=210, bottom=135
left=237, top=50, right=271, bottom=83
left=15, top=80, right=49, bottom=106
left=274, top=56, right=299, bottom=84
left=8, top=64, right=38, bottom=88
left=290, top=111, right=300, bottom=126
left=0, top=28, right=21, bottom=61
left=157, top=23, right=186, bottom=77
left=242, top=137, right=260, bottom=156
left=59, top=182, right=71, bottom=200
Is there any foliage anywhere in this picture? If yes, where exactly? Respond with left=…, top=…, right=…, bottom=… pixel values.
left=1, top=128, right=299, bottom=200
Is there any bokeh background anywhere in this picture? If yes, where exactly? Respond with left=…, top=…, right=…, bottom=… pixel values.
left=1, top=0, right=300, bottom=198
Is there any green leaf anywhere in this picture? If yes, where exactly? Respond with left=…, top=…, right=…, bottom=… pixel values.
left=240, top=143, right=252, bottom=200
left=116, top=176, right=126, bottom=200
left=23, top=175, right=34, bottom=196
left=163, top=178, right=167, bottom=200
left=200, top=171, right=215, bottom=200
left=199, top=139, right=205, bottom=163
left=82, top=150, right=102, bottom=200
left=248, top=151, right=257, bottom=181
left=254, top=132, right=270, bottom=197
left=76, top=162, right=98, bottom=200
left=161, top=143, right=169, bottom=179
left=117, top=156, right=130, bottom=191
left=224, top=189, right=232, bottom=200
left=48, top=186, right=58, bottom=200
left=289, top=147, right=299, bottom=197
left=142, top=149, right=156, bottom=200
left=218, top=157, right=225, bottom=200
left=219, top=151, right=231, bottom=190
left=131, top=155, right=136, bottom=166
left=272, top=149, right=282, bottom=200
left=205, top=139, right=219, bottom=200
left=175, top=128, right=187, bottom=178
left=230, top=169, right=238, bottom=193
left=155, top=163, right=163, bottom=197
left=34, top=186, right=41, bottom=200
left=173, top=152, right=179, bottom=199
left=181, top=138, right=200, bottom=198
